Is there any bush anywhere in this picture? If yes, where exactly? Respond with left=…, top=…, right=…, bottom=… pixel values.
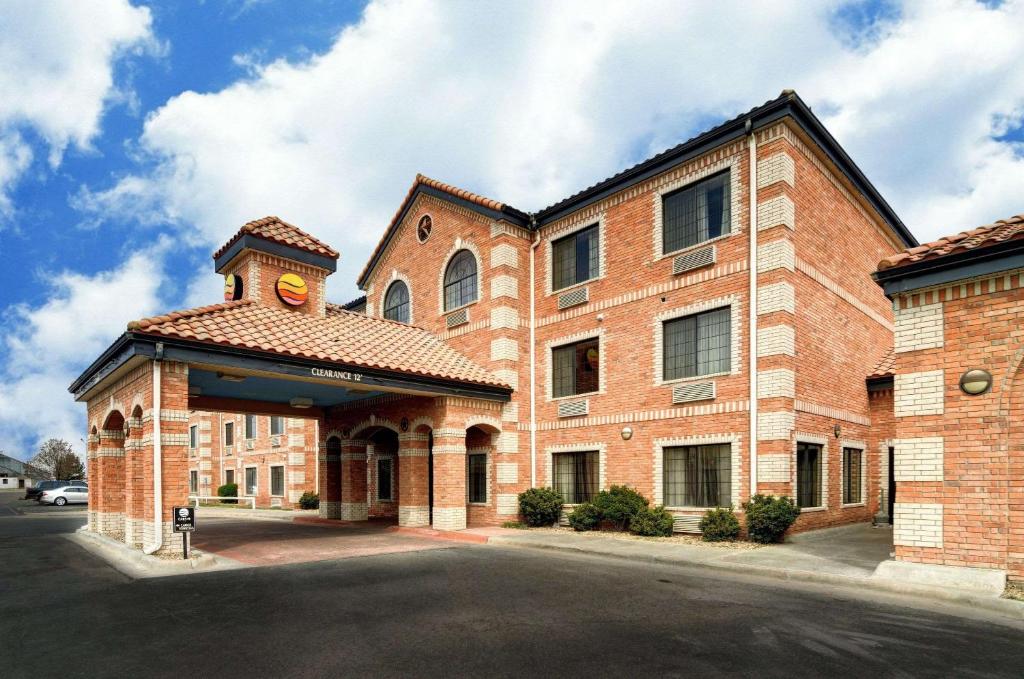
left=217, top=483, right=238, bottom=504
left=699, top=508, right=740, bottom=541
left=629, top=506, right=675, bottom=537
left=567, top=502, right=602, bottom=531
left=743, top=494, right=800, bottom=544
left=592, top=485, right=649, bottom=530
left=298, top=491, right=319, bottom=510
left=518, top=487, right=564, bottom=527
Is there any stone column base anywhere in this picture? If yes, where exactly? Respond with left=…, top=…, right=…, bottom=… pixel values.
left=142, top=520, right=180, bottom=555
left=319, top=501, right=341, bottom=519
left=341, top=502, right=368, bottom=521
left=432, top=506, right=466, bottom=531
left=124, top=517, right=144, bottom=549
left=398, top=505, right=430, bottom=527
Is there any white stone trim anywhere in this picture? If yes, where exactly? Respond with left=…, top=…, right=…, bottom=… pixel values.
left=496, top=462, right=518, bottom=484
left=757, top=325, right=795, bottom=357
left=544, top=212, right=607, bottom=297
left=432, top=506, right=467, bottom=531
left=544, top=442, right=607, bottom=493
left=490, top=337, right=519, bottom=362
left=653, top=158, right=741, bottom=261
left=894, top=370, right=945, bottom=416
left=756, top=152, right=795, bottom=188
left=793, top=434, right=828, bottom=511
left=757, top=411, right=794, bottom=441
left=757, top=194, right=795, bottom=232
left=756, top=282, right=795, bottom=315
left=380, top=271, right=414, bottom=324
left=756, top=239, right=795, bottom=273
left=894, top=502, right=943, bottom=548
left=490, top=274, right=519, bottom=300
left=757, top=369, right=794, bottom=399
left=894, top=301, right=943, bottom=353
left=653, top=295, right=741, bottom=386
left=653, top=434, right=741, bottom=509
left=894, top=436, right=944, bottom=482
left=545, top=328, right=606, bottom=401
left=438, top=239, right=483, bottom=315
left=490, top=243, right=519, bottom=269
left=839, top=441, right=867, bottom=507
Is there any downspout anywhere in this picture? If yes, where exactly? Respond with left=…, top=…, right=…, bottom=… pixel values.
left=746, top=120, right=759, bottom=499
left=529, top=218, right=541, bottom=487
left=143, top=343, right=165, bottom=555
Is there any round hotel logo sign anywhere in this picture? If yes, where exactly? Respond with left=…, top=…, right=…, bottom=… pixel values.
left=223, top=273, right=243, bottom=301
left=276, top=273, right=309, bottom=306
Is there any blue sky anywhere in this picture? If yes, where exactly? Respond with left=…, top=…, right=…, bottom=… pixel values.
left=1, top=0, right=1022, bottom=460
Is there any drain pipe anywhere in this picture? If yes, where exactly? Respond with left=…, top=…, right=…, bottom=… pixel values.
left=144, top=344, right=165, bottom=555
left=529, top=220, right=541, bottom=487
left=746, top=120, right=759, bottom=499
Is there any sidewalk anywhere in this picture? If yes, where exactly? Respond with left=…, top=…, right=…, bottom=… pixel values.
left=488, top=523, right=1024, bottom=619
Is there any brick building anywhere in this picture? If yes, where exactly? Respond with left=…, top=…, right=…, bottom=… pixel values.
left=870, top=214, right=1024, bottom=588
left=72, top=90, right=930, bottom=556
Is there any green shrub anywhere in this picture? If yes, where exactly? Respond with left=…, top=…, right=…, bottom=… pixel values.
left=699, top=507, right=740, bottom=541
left=217, top=483, right=238, bottom=504
left=592, top=485, right=649, bottom=530
left=518, top=487, right=564, bottom=527
left=567, top=502, right=602, bottom=531
left=743, top=494, right=800, bottom=544
left=298, top=491, right=319, bottom=510
left=501, top=521, right=526, bottom=529
left=629, top=506, right=675, bottom=537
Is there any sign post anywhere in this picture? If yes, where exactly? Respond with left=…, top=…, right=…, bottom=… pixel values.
left=172, top=506, right=196, bottom=559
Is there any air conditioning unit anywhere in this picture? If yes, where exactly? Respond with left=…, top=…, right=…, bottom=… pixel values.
left=672, top=245, right=716, bottom=275
left=672, top=381, right=716, bottom=404
left=557, top=400, right=589, bottom=418
left=557, top=287, right=589, bottom=310
left=446, top=308, right=469, bottom=328
left=672, top=514, right=702, bottom=534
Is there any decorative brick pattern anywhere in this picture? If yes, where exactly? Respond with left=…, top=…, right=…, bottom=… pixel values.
left=757, top=411, right=794, bottom=441
left=496, top=462, right=518, bottom=484
left=756, top=152, right=795, bottom=188
left=757, top=325, right=795, bottom=356
left=894, top=370, right=944, bottom=416
left=490, top=243, right=519, bottom=269
left=490, top=338, right=519, bottom=362
left=894, top=437, right=944, bottom=482
left=756, top=194, right=795, bottom=231
left=490, top=306, right=519, bottom=330
left=757, top=369, right=795, bottom=399
left=894, top=503, right=943, bottom=548
left=432, top=506, right=467, bottom=531
left=894, top=302, right=944, bottom=353
left=496, top=494, right=518, bottom=516
left=757, top=282, right=795, bottom=315
left=756, top=240, right=795, bottom=273
left=757, top=454, right=791, bottom=482
left=490, top=274, right=519, bottom=300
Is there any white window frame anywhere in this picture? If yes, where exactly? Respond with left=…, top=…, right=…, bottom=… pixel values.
left=189, top=470, right=198, bottom=494
left=269, top=465, right=285, bottom=498
left=437, top=240, right=483, bottom=315
left=840, top=440, right=867, bottom=508
left=189, top=425, right=198, bottom=450
left=544, top=212, right=607, bottom=296
left=380, top=271, right=414, bottom=324
left=653, top=296, right=741, bottom=386
left=653, top=434, right=741, bottom=510
left=545, top=329, right=606, bottom=402
left=243, top=465, right=258, bottom=497
left=652, top=158, right=741, bottom=261
left=544, top=443, right=607, bottom=505
left=223, top=421, right=235, bottom=448
left=244, top=414, right=256, bottom=440
left=794, top=434, right=828, bottom=512
left=270, top=416, right=285, bottom=437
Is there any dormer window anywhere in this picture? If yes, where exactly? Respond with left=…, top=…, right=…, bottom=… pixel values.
left=384, top=280, right=410, bottom=323
left=443, top=250, right=478, bottom=311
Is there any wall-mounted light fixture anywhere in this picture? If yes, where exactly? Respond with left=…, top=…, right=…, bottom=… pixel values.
left=216, top=372, right=246, bottom=383
left=959, top=369, right=992, bottom=396
left=621, top=426, right=633, bottom=441
left=289, top=397, right=314, bottom=409
left=833, top=424, right=841, bottom=439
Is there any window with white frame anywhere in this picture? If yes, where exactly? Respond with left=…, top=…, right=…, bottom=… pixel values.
left=661, top=170, right=731, bottom=254
left=552, top=337, right=599, bottom=398
left=551, top=223, right=599, bottom=290
left=796, top=442, right=822, bottom=508
left=662, top=307, right=731, bottom=380
left=270, top=416, right=285, bottom=436
left=270, top=465, right=285, bottom=497
left=244, top=414, right=256, bottom=440
left=189, top=425, right=198, bottom=449
left=377, top=458, right=393, bottom=501
left=468, top=454, right=486, bottom=503
left=245, top=467, right=257, bottom=496
left=225, top=469, right=234, bottom=486
left=224, top=421, right=234, bottom=447
left=383, top=280, right=410, bottom=323
left=842, top=448, right=862, bottom=504
left=551, top=451, right=598, bottom=504
left=443, top=250, right=478, bottom=311
left=189, top=470, right=198, bottom=493
left=663, top=444, right=731, bottom=508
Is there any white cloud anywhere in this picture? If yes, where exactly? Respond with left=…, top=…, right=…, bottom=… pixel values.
left=0, top=243, right=169, bottom=459
left=0, top=0, right=155, bottom=211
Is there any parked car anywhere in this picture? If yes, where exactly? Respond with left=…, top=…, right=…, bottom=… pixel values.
left=25, top=479, right=86, bottom=501
left=38, top=485, right=89, bottom=506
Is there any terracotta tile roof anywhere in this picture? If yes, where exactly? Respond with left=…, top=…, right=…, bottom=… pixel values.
left=213, top=216, right=340, bottom=261
left=869, top=349, right=895, bottom=379
left=877, top=214, right=1024, bottom=272
left=126, top=301, right=509, bottom=389
left=357, top=174, right=525, bottom=286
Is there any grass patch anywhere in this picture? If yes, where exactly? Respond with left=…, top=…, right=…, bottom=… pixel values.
left=501, top=521, right=527, bottom=529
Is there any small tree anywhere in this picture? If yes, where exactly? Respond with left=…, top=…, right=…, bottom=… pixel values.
left=743, top=494, right=800, bottom=544
left=217, top=483, right=239, bottom=504
left=31, top=439, right=85, bottom=480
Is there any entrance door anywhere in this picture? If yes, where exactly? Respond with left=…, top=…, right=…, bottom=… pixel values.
left=18, top=479, right=24, bottom=489
left=888, top=446, right=896, bottom=522
left=427, top=431, right=434, bottom=525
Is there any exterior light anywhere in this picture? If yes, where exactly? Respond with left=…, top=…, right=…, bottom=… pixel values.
left=833, top=424, right=841, bottom=439
left=290, top=397, right=314, bottom=409
left=959, top=369, right=992, bottom=396
left=621, top=426, right=633, bottom=441
left=216, top=372, right=246, bottom=383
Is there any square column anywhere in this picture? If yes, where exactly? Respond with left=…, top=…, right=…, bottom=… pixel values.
left=398, top=432, right=430, bottom=527
left=431, top=427, right=466, bottom=531
left=340, top=439, right=368, bottom=521
left=319, top=433, right=342, bottom=519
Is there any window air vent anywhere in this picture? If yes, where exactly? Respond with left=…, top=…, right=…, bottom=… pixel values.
left=271, top=498, right=282, bottom=508
left=557, top=287, right=589, bottom=310
left=672, top=245, right=716, bottom=275
left=245, top=440, right=255, bottom=451
left=672, top=381, right=716, bottom=404
left=446, top=308, right=469, bottom=328
left=557, top=400, right=589, bottom=418
left=270, top=435, right=281, bottom=448
left=672, top=515, right=702, bottom=534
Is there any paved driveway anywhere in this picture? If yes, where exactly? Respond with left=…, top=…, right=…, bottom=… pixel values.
left=190, top=516, right=454, bottom=566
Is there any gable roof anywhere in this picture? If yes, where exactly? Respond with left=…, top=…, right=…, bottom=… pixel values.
left=877, top=214, right=1024, bottom=272
left=213, top=216, right=340, bottom=262
left=124, top=300, right=509, bottom=389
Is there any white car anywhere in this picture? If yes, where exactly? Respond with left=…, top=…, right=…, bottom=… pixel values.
left=38, top=485, right=89, bottom=506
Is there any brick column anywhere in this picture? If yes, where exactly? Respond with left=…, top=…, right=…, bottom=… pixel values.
left=398, top=432, right=430, bottom=527
left=340, top=439, right=368, bottom=521
left=86, top=431, right=100, bottom=532
left=97, top=427, right=126, bottom=538
left=148, top=361, right=191, bottom=553
left=319, top=433, right=341, bottom=519
left=431, top=426, right=467, bottom=530
left=124, top=414, right=144, bottom=549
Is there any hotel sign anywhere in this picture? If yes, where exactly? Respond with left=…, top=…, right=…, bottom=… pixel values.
left=311, top=367, right=363, bottom=382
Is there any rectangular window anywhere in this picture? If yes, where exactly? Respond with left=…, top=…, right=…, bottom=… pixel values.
left=551, top=451, right=598, bottom=504
left=663, top=444, right=731, bottom=508
left=245, top=467, right=257, bottom=496
left=225, top=469, right=234, bottom=486
left=377, top=458, right=392, bottom=501
left=189, top=470, right=198, bottom=493
left=551, top=224, right=599, bottom=290
left=189, top=425, right=198, bottom=449
left=468, top=454, right=487, bottom=503
left=270, top=416, right=285, bottom=436
left=224, top=422, right=234, bottom=447
left=663, top=307, right=730, bottom=381
left=270, top=466, right=284, bottom=497
left=662, top=170, right=731, bottom=254
left=843, top=448, right=862, bottom=504
left=796, top=442, right=822, bottom=508
left=245, top=414, right=256, bottom=440
left=552, top=337, right=600, bottom=398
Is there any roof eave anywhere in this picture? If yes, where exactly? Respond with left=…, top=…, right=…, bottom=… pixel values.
left=873, top=239, right=1024, bottom=296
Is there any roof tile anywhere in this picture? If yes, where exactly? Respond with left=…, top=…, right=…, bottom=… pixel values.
left=877, top=214, right=1024, bottom=271
left=213, top=216, right=340, bottom=261
left=869, top=349, right=895, bottom=379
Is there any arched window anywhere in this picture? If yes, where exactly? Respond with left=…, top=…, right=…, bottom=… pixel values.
left=443, top=250, right=478, bottom=311
left=383, top=280, right=410, bottom=323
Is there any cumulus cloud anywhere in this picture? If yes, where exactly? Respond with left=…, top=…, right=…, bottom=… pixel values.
left=0, top=242, right=169, bottom=459
left=0, top=0, right=155, bottom=213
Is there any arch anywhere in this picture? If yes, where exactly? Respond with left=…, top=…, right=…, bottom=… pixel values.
left=102, top=409, right=125, bottom=432
left=464, top=415, right=502, bottom=434
left=350, top=417, right=401, bottom=439
left=439, top=242, right=481, bottom=312
left=383, top=278, right=411, bottom=324
left=1000, top=345, right=1024, bottom=580
left=410, top=416, right=434, bottom=434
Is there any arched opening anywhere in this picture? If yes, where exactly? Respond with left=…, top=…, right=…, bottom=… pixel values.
left=99, top=410, right=127, bottom=540
left=443, top=249, right=478, bottom=311
left=1007, top=363, right=1024, bottom=581
left=383, top=280, right=410, bottom=323
left=465, top=424, right=499, bottom=526
left=364, top=427, right=400, bottom=522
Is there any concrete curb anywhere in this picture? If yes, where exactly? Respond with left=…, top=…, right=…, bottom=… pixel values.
left=489, top=535, right=1024, bottom=621
left=68, top=528, right=246, bottom=579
